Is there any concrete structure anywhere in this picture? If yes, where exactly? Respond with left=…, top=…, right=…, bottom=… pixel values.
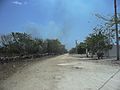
left=104, top=45, right=120, bottom=57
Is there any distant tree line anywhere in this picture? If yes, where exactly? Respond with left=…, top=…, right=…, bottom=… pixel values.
left=0, top=32, right=67, bottom=57
left=69, top=42, right=86, bottom=54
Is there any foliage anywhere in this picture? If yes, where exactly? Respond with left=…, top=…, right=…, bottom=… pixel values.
left=95, top=13, right=120, bottom=37
left=46, top=39, right=67, bottom=54
left=77, top=42, right=86, bottom=54
left=69, top=48, right=76, bottom=54
left=0, top=32, right=67, bottom=56
left=85, top=27, right=113, bottom=55
left=95, top=13, right=120, bottom=26
left=69, top=42, right=86, bottom=54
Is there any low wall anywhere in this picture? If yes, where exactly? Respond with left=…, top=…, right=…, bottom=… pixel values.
left=104, top=45, right=120, bottom=57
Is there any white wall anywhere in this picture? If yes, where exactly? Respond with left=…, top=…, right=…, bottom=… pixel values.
left=104, top=45, right=120, bottom=57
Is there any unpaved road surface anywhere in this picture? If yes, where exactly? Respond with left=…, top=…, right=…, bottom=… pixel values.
left=0, top=54, right=120, bottom=90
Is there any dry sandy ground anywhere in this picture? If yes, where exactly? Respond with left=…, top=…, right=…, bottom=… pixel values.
left=0, top=54, right=120, bottom=90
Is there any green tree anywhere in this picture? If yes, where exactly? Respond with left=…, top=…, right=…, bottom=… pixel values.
left=0, top=32, right=67, bottom=56
left=69, top=48, right=76, bottom=54
left=46, top=39, right=67, bottom=54
left=77, top=42, right=86, bottom=54
left=95, top=13, right=120, bottom=36
left=85, top=27, right=112, bottom=57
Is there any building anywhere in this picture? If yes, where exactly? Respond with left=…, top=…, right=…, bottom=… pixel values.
left=104, top=45, right=120, bottom=57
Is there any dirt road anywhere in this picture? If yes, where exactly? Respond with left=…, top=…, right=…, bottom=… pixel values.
left=0, top=54, right=120, bottom=90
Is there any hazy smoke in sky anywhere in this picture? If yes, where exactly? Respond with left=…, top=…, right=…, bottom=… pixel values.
left=24, top=0, right=77, bottom=49
left=24, top=21, right=72, bottom=39
left=24, top=22, right=43, bottom=38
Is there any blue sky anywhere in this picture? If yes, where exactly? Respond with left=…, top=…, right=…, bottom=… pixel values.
left=0, top=0, right=120, bottom=49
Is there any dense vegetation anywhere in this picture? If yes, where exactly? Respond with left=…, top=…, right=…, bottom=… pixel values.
left=0, top=32, right=67, bottom=57
left=69, top=42, right=86, bottom=54
left=69, top=13, right=120, bottom=58
left=85, top=27, right=113, bottom=57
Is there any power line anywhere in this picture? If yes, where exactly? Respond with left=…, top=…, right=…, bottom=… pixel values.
left=114, top=0, right=119, bottom=60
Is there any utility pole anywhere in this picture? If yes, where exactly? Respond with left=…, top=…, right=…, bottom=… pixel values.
left=114, top=0, right=119, bottom=60
left=75, top=40, right=78, bottom=54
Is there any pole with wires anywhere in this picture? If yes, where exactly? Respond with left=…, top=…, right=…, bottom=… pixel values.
left=75, top=40, right=78, bottom=54
left=114, top=0, right=119, bottom=60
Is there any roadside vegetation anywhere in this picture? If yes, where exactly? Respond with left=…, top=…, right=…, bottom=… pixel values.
left=0, top=32, right=67, bottom=63
left=69, top=13, right=120, bottom=59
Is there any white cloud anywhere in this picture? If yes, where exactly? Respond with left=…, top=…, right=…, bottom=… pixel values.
left=12, top=1, right=28, bottom=6
left=12, top=1, right=22, bottom=5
